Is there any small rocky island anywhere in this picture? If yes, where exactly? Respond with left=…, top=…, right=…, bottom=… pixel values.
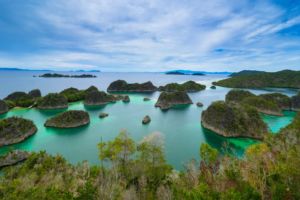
left=165, top=70, right=205, bottom=76
left=0, top=100, right=8, bottom=114
left=37, top=93, right=68, bottom=110
left=155, top=92, right=193, bottom=110
left=84, top=91, right=116, bottom=106
left=142, top=115, right=151, bottom=124
left=39, top=73, right=96, bottom=78
left=4, top=89, right=41, bottom=108
left=201, top=101, right=268, bottom=139
left=107, top=80, right=157, bottom=92
left=159, top=81, right=206, bottom=92
left=0, top=117, right=37, bottom=146
left=45, top=110, right=90, bottom=128
left=0, top=150, right=30, bottom=168
left=60, top=87, right=86, bottom=102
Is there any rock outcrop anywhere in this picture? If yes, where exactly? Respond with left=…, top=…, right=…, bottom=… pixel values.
left=4, top=92, right=29, bottom=101
left=28, top=89, right=41, bottom=98
left=84, top=91, right=116, bottom=106
left=196, top=102, right=203, bottom=107
left=122, top=95, right=130, bottom=103
left=60, top=87, right=85, bottom=102
left=201, top=101, right=268, bottom=139
left=0, top=150, right=30, bottom=168
left=45, top=110, right=90, bottom=128
left=142, top=115, right=151, bottom=124
left=158, top=81, right=206, bottom=92
left=37, top=93, right=68, bottom=110
left=99, top=113, right=109, bottom=118
left=107, top=80, right=157, bottom=92
left=143, top=97, right=151, bottom=101
left=0, top=117, right=37, bottom=146
left=155, top=92, right=193, bottom=110
left=0, top=100, right=8, bottom=114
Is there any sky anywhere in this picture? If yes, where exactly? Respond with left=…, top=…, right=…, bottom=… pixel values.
left=0, top=0, right=300, bottom=72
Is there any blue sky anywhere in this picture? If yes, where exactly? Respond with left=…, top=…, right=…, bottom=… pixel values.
left=0, top=0, right=300, bottom=72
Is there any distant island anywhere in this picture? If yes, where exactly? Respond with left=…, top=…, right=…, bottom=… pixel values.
left=165, top=70, right=231, bottom=75
left=214, top=70, right=300, bottom=89
left=39, top=73, right=97, bottom=78
left=230, top=70, right=265, bottom=77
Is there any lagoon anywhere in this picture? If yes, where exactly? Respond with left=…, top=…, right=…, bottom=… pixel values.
left=0, top=71, right=298, bottom=169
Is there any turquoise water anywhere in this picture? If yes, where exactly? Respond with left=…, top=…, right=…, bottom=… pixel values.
left=0, top=71, right=298, bottom=169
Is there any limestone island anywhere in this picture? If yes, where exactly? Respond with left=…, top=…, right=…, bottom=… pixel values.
left=84, top=91, right=116, bottom=106
left=107, top=80, right=157, bottom=93
left=214, top=70, right=300, bottom=89
left=0, top=100, right=8, bottom=114
left=165, top=70, right=205, bottom=76
left=4, top=89, right=41, bottom=108
left=225, top=89, right=287, bottom=116
left=0, top=150, right=30, bottom=168
left=37, top=93, right=68, bottom=110
left=39, top=73, right=96, bottom=78
left=201, top=101, right=268, bottom=139
left=0, top=117, right=37, bottom=146
left=155, top=91, right=193, bottom=110
left=60, top=87, right=86, bottom=102
left=45, top=110, right=90, bottom=128
left=159, top=81, right=206, bottom=92
left=99, top=112, right=109, bottom=118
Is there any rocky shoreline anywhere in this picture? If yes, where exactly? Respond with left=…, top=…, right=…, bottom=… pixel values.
left=45, top=110, right=90, bottom=128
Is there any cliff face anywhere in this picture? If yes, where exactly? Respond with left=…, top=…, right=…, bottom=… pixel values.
left=37, top=93, right=68, bottom=110
left=201, top=101, right=268, bottom=139
left=84, top=91, right=116, bottom=106
left=158, top=81, right=206, bottom=92
left=107, top=80, right=157, bottom=92
left=0, top=100, right=8, bottom=114
left=155, top=92, right=193, bottom=110
left=291, top=93, right=300, bottom=111
left=0, top=117, right=37, bottom=146
left=45, top=110, right=90, bottom=128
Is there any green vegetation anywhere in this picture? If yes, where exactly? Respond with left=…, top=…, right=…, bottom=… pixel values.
left=226, top=90, right=283, bottom=116
left=159, top=81, right=206, bottom=92
left=0, top=117, right=37, bottom=146
left=259, top=93, right=291, bottom=110
left=155, top=91, right=193, bottom=110
left=4, top=91, right=35, bottom=108
left=107, top=80, right=157, bottom=92
left=1, top=114, right=300, bottom=199
left=0, top=100, right=8, bottom=114
left=45, top=110, right=90, bottom=128
left=37, top=93, right=68, bottom=109
left=201, top=101, right=268, bottom=139
left=230, top=70, right=265, bottom=77
left=60, top=87, right=86, bottom=102
left=84, top=91, right=116, bottom=106
left=215, top=70, right=300, bottom=89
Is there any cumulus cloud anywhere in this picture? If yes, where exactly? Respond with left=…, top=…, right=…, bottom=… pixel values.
left=0, top=0, right=299, bottom=71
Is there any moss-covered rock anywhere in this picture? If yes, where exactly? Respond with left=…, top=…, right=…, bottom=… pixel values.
left=201, top=101, right=268, bottom=139
left=0, top=100, right=8, bottom=114
left=84, top=91, right=116, bottom=106
left=45, top=110, right=90, bottom=128
left=155, top=92, right=193, bottom=110
left=158, top=81, right=206, bottom=92
left=0, top=150, right=30, bottom=168
left=107, top=80, right=157, bottom=92
left=0, top=117, right=37, bottom=146
left=37, top=93, right=68, bottom=110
